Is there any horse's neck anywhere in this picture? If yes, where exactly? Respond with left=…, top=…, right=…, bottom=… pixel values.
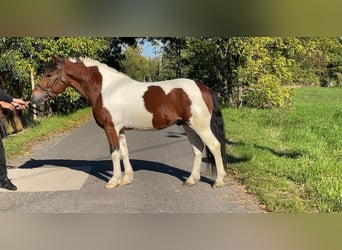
left=64, top=60, right=131, bottom=105
left=64, top=66, right=101, bottom=105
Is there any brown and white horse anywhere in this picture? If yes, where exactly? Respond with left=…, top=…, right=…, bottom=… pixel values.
left=31, top=54, right=227, bottom=188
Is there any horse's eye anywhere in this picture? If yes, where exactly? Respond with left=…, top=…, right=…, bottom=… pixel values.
left=46, top=73, right=52, bottom=77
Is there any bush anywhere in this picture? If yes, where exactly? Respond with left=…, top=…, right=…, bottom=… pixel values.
left=244, top=75, right=294, bottom=108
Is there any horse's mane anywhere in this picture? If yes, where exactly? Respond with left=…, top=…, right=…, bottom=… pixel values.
left=77, top=57, right=130, bottom=79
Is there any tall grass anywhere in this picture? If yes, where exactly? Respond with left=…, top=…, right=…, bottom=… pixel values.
left=223, top=87, right=341, bottom=212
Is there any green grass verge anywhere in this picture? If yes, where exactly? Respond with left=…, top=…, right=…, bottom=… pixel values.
left=223, top=87, right=341, bottom=212
left=3, top=107, right=92, bottom=161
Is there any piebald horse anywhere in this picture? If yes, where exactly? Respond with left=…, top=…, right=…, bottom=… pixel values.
left=31, top=54, right=227, bottom=188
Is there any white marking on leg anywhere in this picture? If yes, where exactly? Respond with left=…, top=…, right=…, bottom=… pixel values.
left=189, top=115, right=226, bottom=187
left=184, top=145, right=203, bottom=186
left=200, top=131, right=226, bottom=187
left=119, top=133, right=134, bottom=185
left=106, top=150, right=122, bottom=189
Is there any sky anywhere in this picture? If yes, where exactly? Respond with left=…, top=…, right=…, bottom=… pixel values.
left=141, top=40, right=160, bottom=58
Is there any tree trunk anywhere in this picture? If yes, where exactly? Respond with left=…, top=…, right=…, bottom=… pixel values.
left=237, top=84, right=243, bottom=108
left=225, top=68, right=234, bottom=106
left=31, top=69, right=37, bottom=120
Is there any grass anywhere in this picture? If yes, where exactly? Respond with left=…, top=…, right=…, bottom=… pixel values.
left=223, top=87, right=342, bottom=212
left=3, top=107, right=92, bottom=161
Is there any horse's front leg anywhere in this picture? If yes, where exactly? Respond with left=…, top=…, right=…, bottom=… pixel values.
left=119, top=132, right=134, bottom=186
left=103, top=125, right=122, bottom=189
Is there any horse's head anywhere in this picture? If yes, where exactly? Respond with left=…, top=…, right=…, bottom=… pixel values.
left=31, top=54, right=68, bottom=104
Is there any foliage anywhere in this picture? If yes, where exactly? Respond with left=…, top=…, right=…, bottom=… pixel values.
left=106, top=37, right=137, bottom=71
left=224, top=87, right=342, bottom=212
left=1, top=37, right=341, bottom=113
left=0, top=38, right=36, bottom=98
left=186, top=37, right=238, bottom=103
left=157, top=37, right=298, bottom=108
left=234, top=37, right=296, bottom=108
left=156, top=37, right=342, bottom=108
left=121, top=46, right=159, bottom=82
left=243, top=75, right=294, bottom=108
left=0, top=37, right=136, bottom=114
left=159, top=37, right=189, bottom=79
left=318, top=37, right=342, bottom=86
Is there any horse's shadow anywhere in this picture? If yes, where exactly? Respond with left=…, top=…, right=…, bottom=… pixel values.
left=19, top=158, right=215, bottom=185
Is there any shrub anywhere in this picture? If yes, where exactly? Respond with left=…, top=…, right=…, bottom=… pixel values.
left=244, top=75, right=294, bottom=108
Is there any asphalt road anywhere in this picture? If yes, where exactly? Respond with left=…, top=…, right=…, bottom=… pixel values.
left=0, top=119, right=262, bottom=213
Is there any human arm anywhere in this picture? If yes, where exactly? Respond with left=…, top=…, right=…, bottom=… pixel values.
left=0, top=101, right=15, bottom=111
left=0, top=89, right=29, bottom=110
left=0, top=89, right=13, bottom=103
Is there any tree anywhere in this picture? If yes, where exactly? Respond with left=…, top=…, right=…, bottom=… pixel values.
left=234, top=37, right=294, bottom=108
left=0, top=38, right=38, bottom=98
left=314, top=37, right=342, bottom=87
left=0, top=37, right=110, bottom=114
left=2, top=37, right=340, bottom=115
left=106, top=37, right=138, bottom=71
left=159, top=37, right=189, bottom=79
left=122, top=46, right=159, bottom=82
left=186, top=37, right=241, bottom=105
left=162, top=37, right=296, bottom=108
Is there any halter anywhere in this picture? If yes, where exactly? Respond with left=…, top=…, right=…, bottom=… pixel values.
left=37, top=59, right=67, bottom=98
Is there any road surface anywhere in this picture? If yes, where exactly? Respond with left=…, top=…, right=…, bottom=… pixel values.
left=0, top=119, right=262, bottom=213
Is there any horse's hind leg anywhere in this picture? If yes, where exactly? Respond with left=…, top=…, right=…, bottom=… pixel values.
left=182, top=124, right=204, bottom=186
left=119, top=132, right=134, bottom=186
left=197, top=128, right=227, bottom=187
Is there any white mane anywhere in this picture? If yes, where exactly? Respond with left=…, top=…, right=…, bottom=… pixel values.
left=75, top=57, right=130, bottom=79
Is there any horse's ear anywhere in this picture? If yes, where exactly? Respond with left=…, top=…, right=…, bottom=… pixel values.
left=52, top=54, right=62, bottom=65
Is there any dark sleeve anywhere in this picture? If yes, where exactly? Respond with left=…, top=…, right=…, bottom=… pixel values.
left=0, top=88, right=13, bottom=103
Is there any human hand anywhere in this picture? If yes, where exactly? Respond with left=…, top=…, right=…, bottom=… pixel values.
left=11, top=98, right=30, bottom=110
left=0, top=101, right=15, bottom=111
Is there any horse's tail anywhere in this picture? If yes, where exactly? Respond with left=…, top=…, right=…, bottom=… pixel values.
left=206, top=89, right=227, bottom=174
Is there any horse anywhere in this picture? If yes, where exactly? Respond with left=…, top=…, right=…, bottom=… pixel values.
left=31, top=54, right=227, bottom=189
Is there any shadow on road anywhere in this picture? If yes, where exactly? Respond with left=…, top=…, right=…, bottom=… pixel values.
left=18, top=158, right=214, bottom=185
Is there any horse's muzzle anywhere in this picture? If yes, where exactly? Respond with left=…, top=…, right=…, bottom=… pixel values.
left=31, top=92, right=48, bottom=105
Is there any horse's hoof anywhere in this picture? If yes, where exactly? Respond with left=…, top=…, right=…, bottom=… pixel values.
left=212, top=181, right=225, bottom=188
left=182, top=181, right=195, bottom=187
left=120, top=180, right=131, bottom=186
left=105, top=183, right=118, bottom=189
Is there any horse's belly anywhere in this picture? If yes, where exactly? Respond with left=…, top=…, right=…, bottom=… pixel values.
left=102, top=85, right=154, bottom=131
left=123, top=109, right=155, bottom=130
